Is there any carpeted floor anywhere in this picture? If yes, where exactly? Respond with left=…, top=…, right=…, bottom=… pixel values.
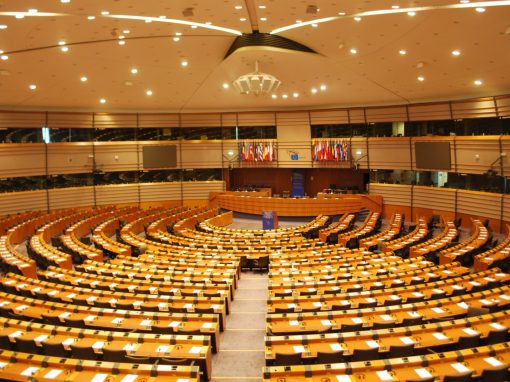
left=211, top=272, right=268, bottom=382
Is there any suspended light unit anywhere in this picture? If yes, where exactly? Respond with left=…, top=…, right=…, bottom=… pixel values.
left=233, top=61, right=281, bottom=96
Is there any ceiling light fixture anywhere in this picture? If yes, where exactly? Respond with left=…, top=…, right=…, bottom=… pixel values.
left=293, top=92, right=299, bottom=98
left=399, top=50, right=407, bottom=55
left=474, top=79, right=483, bottom=85
left=0, top=25, right=8, bottom=29
left=131, top=68, right=138, bottom=74
left=320, top=84, right=327, bottom=91
left=451, top=50, right=461, bottom=56
left=417, top=76, right=425, bottom=81
left=87, top=16, right=95, bottom=20
left=271, top=94, right=277, bottom=99
left=181, top=60, right=188, bottom=67
left=222, top=83, right=229, bottom=89
left=311, top=88, right=318, bottom=94
left=282, top=94, right=288, bottom=99
left=350, top=48, right=357, bottom=54
left=354, top=16, right=362, bottom=21
left=233, top=60, right=281, bottom=96
left=61, top=0, right=71, bottom=3
left=60, top=46, right=69, bottom=52
left=0, top=55, right=8, bottom=60
left=29, top=84, right=37, bottom=90
left=476, top=7, right=486, bottom=12
left=80, top=76, right=88, bottom=82
left=99, top=98, right=106, bottom=104
left=146, top=90, right=153, bottom=96
left=408, top=11, right=417, bottom=16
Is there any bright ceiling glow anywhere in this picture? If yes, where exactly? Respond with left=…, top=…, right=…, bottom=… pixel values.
left=282, top=94, right=288, bottom=99
left=271, top=94, right=277, bottom=99
left=108, top=14, right=242, bottom=35
left=146, top=90, right=153, bottom=96
left=0, top=55, right=8, bottom=60
left=452, top=50, right=461, bottom=56
left=80, top=76, right=88, bottom=82
left=476, top=7, right=486, bottom=11
left=60, top=46, right=69, bottom=52
left=29, top=84, right=37, bottom=90
left=311, top=88, right=318, bottom=94
left=270, top=1, right=510, bottom=34
left=474, top=79, right=483, bottom=85
left=417, top=76, right=425, bottom=81
left=131, top=68, right=138, bottom=74
left=293, top=92, right=299, bottom=98
left=399, top=50, right=407, bottom=55
left=99, top=98, right=106, bottom=104
left=0, top=11, right=62, bottom=17
left=320, top=84, right=327, bottom=91
left=0, top=25, right=7, bottom=30
left=222, top=83, right=229, bottom=89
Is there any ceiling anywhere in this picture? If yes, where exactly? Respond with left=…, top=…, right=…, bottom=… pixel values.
left=0, top=0, right=509, bottom=113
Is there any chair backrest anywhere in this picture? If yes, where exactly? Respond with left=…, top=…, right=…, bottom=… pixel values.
left=274, top=352, right=302, bottom=366
left=443, top=372, right=473, bottom=382
left=316, top=351, right=344, bottom=364
left=42, top=342, right=68, bottom=358
left=70, top=344, right=97, bottom=360
left=388, top=343, right=414, bottom=358
left=15, top=337, right=38, bottom=354
left=351, top=347, right=379, bottom=361
left=102, top=348, right=127, bottom=363
left=479, top=366, right=509, bottom=382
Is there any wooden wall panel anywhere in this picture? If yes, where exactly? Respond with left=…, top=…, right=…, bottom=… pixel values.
left=368, top=183, right=412, bottom=206
left=500, top=137, right=510, bottom=177
left=140, top=182, right=182, bottom=202
left=365, top=106, right=407, bottom=123
left=451, top=98, right=498, bottom=119
left=0, top=111, right=45, bottom=128
left=180, top=113, right=221, bottom=128
left=277, top=112, right=311, bottom=168
left=47, top=113, right=94, bottom=128
left=180, top=141, right=222, bottom=168
left=413, top=186, right=456, bottom=211
left=94, top=114, right=137, bottom=128
left=309, top=110, right=349, bottom=125
left=368, top=138, right=411, bottom=170
left=408, top=103, right=452, bottom=121
left=237, top=112, right=276, bottom=126
left=95, top=142, right=140, bottom=172
left=48, top=187, right=94, bottom=210
left=95, top=184, right=139, bottom=205
left=456, top=190, right=502, bottom=220
left=348, top=109, right=366, bottom=124
left=502, top=195, right=510, bottom=223
left=0, top=190, right=47, bottom=215
left=182, top=181, right=224, bottom=200
left=495, top=95, right=510, bottom=117
left=138, top=113, right=180, bottom=128
left=454, top=136, right=500, bottom=174
left=47, top=143, right=93, bottom=175
left=351, top=138, right=368, bottom=169
left=0, top=144, right=46, bottom=177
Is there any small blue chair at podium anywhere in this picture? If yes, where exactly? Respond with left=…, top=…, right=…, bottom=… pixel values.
left=262, top=211, right=278, bottom=230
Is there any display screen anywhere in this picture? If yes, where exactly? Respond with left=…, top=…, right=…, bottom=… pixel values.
left=142, top=145, right=177, bottom=169
left=415, top=141, right=451, bottom=170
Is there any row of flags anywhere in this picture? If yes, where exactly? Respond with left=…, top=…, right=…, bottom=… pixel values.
left=313, top=140, right=350, bottom=161
left=239, top=141, right=276, bottom=161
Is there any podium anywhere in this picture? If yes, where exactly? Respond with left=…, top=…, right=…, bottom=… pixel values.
left=262, top=211, right=278, bottom=230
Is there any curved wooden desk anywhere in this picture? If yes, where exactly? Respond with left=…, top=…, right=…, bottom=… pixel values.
left=209, top=193, right=382, bottom=217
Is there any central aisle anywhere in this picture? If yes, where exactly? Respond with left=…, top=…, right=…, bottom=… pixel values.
left=211, top=272, right=268, bottom=382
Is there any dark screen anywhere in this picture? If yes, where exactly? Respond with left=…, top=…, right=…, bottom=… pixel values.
left=142, top=145, right=177, bottom=169
left=415, top=141, right=451, bottom=170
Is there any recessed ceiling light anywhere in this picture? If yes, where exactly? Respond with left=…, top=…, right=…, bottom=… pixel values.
left=28, top=9, right=38, bottom=14
left=123, top=30, right=130, bottom=34
left=451, top=50, right=461, bottom=56
left=271, top=94, right=277, bottom=99
left=222, top=83, right=229, bottom=89
left=15, top=14, right=24, bottom=19
left=240, top=18, right=247, bottom=21
left=259, top=5, right=267, bottom=9
left=205, top=21, right=212, bottom=25
left=101, top=11, right=109, bottom=16
left=146, top=90, right=153, bottom=96
left=234, top=5, right=242, bottom=9
left=293, top=92, right=299, bottom=98
left=100, top=98, right=106, bottom=104
left=474, top=79, right=483, bottom=85
left=350, top=48, right=357, bottom=54
left=173, top=37, right=180, bottom=42
left=118, top=35, right=125, bottom=39
left=417, top=76, right=425, bottom=81
left=60, top=46, right=69, bottom=52
left=145, top=19, right=152, bottom=23
left=392, top=5, right=400, bottom=9
left=260, top=17, right=267, bottom=21
left=61, top=0, right=71, bottom=3
left=399, top=50, right=407, bottom=55
left=0, top=25, right=8, bottom=30
left=476, top=7, right=486, bottom=12
left=131, top=68, right=138, bottom=74
left=320, top=84, right=327, bottom=91
left=87, top=16, right=95, bottom=20
left=460, top=0, right=469, bottom=3
left=118, top=40, right=125, bottom=45
left=408, top=11, right=416, bottom=16
left=181, top=60, right=188, bottom=67
left=124, top=81, right=133, bottom=86
left=175, top=32, right=182, bottom=36
left=0, top=55, right=8, bottom=60
left=29, top=84, right=37, bottom=90
left=159, top=16, right=166, bottom=19
left=282, top=94, right=288, bottom=99
left=311, top=23, right=318, bottom=27
left=58, top=41, right=66, bottom=46
left=354, top=17, right=362, bottom=22
left=80, top=76, right=88, bottom=82
left=311, top=88, right=318, bottom=94
left=338, top=12, right=346, bottom=15
left=296, top=20, right=302, bottom=23
left=191, top=25, right=197, bottom=29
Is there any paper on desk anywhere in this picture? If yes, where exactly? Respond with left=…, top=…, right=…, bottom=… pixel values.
left=111, top=317, right=123, bottom=324
left=202, top=322, right=213, bottom=329
left=189, top=346, right=202, bottom=354
left=123, top=343, right=136, bottom=351
left=92, top=341, right=105, bottom=350
left=120, top=375, right=138, bottom=382
left=414, top=368, right=433, bottom=379
left=8, top=331, right=22, bottom=338
left=321, top=320, right=332, bottom=326
left=336, top=376, right=353, bottom=382
left=91, top=374, right=108, bottom=382
left=484, top=357, right=504, bottom=367
left=156, top=345, right=169, bottom=353
left=21, top=367, right=39, bottom=376
left=490, top=323, right=507, bottom=331
left=330, top=343, right=343, bottom=351
left=289, top=320, right=299, bottom=326
left=366, top=340, right=379, bottom=348
left=293, top=345, right=305, bottom=353
left=400, top=337, right=415, bottom=345
left=62, top=338, right=75, bottom=346
left=432, top=332, right=448, bottom=341
left=451, top=363, right=471, bottom=373
left=462, top=328, right=478, bottom=336
left=376, top=370, right=394, bottom=381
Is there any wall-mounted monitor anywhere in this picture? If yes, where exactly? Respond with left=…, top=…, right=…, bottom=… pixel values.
left=415, top=141, right=451, bottom=170
left=142, top=145, right=177, bottom=169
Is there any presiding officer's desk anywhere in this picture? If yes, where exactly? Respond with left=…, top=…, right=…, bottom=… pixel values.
left=0, top=349, right=199, bottom=382
left=263, top=342, right=510, bottom=382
